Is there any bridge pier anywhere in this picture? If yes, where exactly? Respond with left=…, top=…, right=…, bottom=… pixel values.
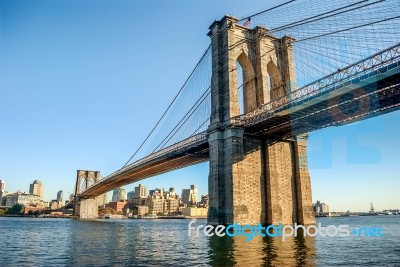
left=265, top=135, right=314, bottom=225
left=208, top=129, right=314, bottom=225
left=78, top=198, right=98, bottom=219
left=207, top=15, right=314, bottom=225
left=72, top=170, right=101, bottom=219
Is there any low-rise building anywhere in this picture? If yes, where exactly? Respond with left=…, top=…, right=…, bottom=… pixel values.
left=4, top=191, right=41, bottom=206
left=182, top=207, right=208, bottom=218
left=146, top=196, right=164, bottom=215
left=106, top=200, right=129, bottom=213
left=136, top=206, right=149, bottom=216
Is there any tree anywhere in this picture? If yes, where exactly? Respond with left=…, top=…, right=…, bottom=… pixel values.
left=0, top=209, right=7, bottom=215
left=10, top=204, right=24, bottom=215
left=98, top=207, right=116, bottom=216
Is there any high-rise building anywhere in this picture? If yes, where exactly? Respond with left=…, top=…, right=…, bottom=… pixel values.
left=313, top=200, right=330, bottom=214
left=97, top=193, right=109, bottom=207
left=0, top=180, right=5, bottom=191
left=169, top=187, right=176, bottom=196
left=0, top=180, right=5, bottom=204
left=112, top=187, right=127, bottom=202
left=182, top=185, right=198, bottom=206
left=127, top=191, right=135, bottom=201
left=191, top=185, right=198, bottom=204
left=134, top=184, right=147, bottom=198
left=57, top=190, right=63, bottom=203
left=29, top=180, right=44, bottom=200
left=112, top=189, right=119, bottom=202
left=119, top=188, right=127, bottom=201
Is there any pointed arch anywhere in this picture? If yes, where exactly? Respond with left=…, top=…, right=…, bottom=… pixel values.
left=267, top=60, right=284, bottom=101
left=80, top=178, right=87, bottom=192
left=88, top=177, right=96, bottom=187
left=235, top=51, right=257, bottom=114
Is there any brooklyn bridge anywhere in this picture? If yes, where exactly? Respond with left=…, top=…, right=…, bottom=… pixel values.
left=73, top=0, right=400, bottom=225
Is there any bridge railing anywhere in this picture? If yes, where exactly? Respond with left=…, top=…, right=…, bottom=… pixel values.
left=231, top=43, right=400, bottom=127
left=82, top=131, right=208, bottom=192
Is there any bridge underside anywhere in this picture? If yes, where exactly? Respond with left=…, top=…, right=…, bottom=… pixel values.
left=78, top=73, right=400, bottom=220
left=244, top=72, right=400, bottom=138
left=78, top=50, right=400, bottom=221
left=80, top=142, right=209, bottom=198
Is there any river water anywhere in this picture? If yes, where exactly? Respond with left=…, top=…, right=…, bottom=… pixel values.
left=0, top=216, right=399, bottom=266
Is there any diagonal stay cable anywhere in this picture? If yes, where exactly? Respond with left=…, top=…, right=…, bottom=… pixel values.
left=238, top=0, right=296, bottom=22
left=294, top=15, right=400, bottom=43
left=151, top=87, right=211, bottom=153
left=120, top=45, right=211, bottom=169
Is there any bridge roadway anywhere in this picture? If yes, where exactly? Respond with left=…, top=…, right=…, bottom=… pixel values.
left=80, top=46, right=400, bottom=198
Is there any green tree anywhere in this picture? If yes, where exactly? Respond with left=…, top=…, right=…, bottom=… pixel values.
left=10, top=204, right=25, bottom=215
left=0, top=209, right=7, bottom=215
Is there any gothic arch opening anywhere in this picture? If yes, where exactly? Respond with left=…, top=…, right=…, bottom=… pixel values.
left=88, top=177, right=96, bottom=187
left=235, top=52, right=256, bottom=115
left=236, top=61, right=245, bottom=114
left=80, top=178, right=87, bottom=193
left=267, top=60, right=284, bottom=101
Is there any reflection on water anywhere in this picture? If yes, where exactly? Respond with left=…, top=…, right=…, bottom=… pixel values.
left=208, top=230, right=316, bottom=266
left=0, top=217, right=399, bottom=266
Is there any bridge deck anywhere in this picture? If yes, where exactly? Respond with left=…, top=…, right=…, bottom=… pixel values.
left=80, top=133, right=209, bottom=197
left=80, top=46, right=400, bottom=198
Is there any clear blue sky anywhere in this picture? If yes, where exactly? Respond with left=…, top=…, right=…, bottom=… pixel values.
left=0, top=0, right=399, bottom=212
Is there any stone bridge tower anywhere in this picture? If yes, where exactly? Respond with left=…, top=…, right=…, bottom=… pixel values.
left=207, top=15, right=315, bottom=225
left=73, top=170, right=100, bottom=218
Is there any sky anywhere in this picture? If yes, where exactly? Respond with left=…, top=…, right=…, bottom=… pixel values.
left=0, top=0, right=399, bottom=212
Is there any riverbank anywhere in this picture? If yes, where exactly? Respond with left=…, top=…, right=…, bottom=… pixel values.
left=0, top=215, right=77, bottom=219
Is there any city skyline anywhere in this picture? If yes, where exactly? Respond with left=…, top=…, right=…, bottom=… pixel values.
left=0, top=0, right=399, bottom=213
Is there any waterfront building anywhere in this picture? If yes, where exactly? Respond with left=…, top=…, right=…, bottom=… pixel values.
left=146, top=196, right=164, bottom=215
left=49, top=199, right=63, bottom=210
left=106, top=200, right=129, bottom=213
left=131, top=197, right=146, bottom=207
left=182, top=207, right=208, bottom=218
left=130, top=185, right=148, bottom=209
left=313, top=200, right=330, bottom=214
left=136, top=205, right=149, bottom=216
left=165, top=198, right=180, bottom=215
left=29, top=180, right=44, bottom=200
left=4, top=191, right=41, bottom=206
